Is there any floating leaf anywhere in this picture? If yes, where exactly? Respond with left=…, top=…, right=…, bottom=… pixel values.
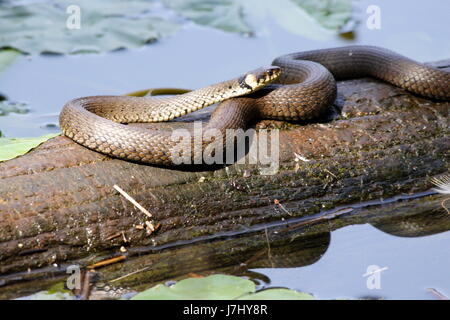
left=132, top=274, right=255, bottom=300
left=291, top=0, right=354, bottom=31
left=0, top=133, right=59, bottom=161
left=132, top=274, right=314, bottom=300
left=239, top=288, right=314, bottom=300
left=16, top=290, right=74, bottom=300
left=162, top=0, right=253, bottom=35
left=0, top=0, right=355, bottom=54
left=163, top=0, right=355, bottom=38
left=0, top=0, right=181, bottom=54
left=16, top=282, right=74, bottom=300
left=0, top=100, right=29, bottom=116
left=0, top=49, right=20, bottom=74
left=0, top=49, right=22, bottom=113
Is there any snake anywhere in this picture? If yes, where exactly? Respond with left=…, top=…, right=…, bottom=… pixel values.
left=59, top=46, right=450, bottom=165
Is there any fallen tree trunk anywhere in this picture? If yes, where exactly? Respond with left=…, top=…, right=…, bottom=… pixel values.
left=0, top=60, right=449, bottom=281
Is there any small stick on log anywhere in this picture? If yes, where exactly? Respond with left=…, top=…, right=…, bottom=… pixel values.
left=113, top=185, right=153, bottom=218
left=87, top=256, right=127, bottom=270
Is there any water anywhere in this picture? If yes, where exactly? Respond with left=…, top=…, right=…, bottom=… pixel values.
left=259, top=223, right=450, bottom=300
left=1, top=0, right=449, bottom=299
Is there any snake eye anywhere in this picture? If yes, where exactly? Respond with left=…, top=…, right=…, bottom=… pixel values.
left=238, top=67, right=279, bottom=91
left=238, top=74, right=255, bottom=90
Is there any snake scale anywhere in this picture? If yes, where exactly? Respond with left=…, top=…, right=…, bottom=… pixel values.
left=60, top=46, right=450, bottom=165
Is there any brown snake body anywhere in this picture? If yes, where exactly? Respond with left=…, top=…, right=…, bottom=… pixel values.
left=60, top=46, right=450, bottom=165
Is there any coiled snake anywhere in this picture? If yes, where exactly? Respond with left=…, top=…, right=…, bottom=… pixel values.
left=59, top=46, right=450, bottom=165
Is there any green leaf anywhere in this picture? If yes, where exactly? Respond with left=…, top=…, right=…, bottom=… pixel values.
left=17, top=291, right=74, bottom=300
left=239, top=288, right=314, bottom=300
left=163, top=0, right=355, bottom=38
left=162, top=0, right=253, bottom=35
left=1, top=0, right=354, bottom=54
left=0, top=100, right=29, bottom=116
left=291, top=0, right=353, bottom=30
left=0, top=49, right=22, bottom=113
left=16, top=282, right=74, bottom=300
left=0, top=133, right=59, bottom=162
left=0, top=0, right=180, bottom=55
left=131, top=274, right=314, bottom=300
left=0, top=49, right=20, bottom=74
left=132, top=275, right=255, bottom=300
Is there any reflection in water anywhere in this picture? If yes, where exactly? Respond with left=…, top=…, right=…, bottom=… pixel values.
left=372, top=210, right=450, bottom=238
left=257, top=195, right=450, bottom=300
left=1, top=191, right=448, bottom=299
left=93, top=194, right=450, bottom=300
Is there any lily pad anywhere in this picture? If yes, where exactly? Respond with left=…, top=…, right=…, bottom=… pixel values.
left=162, top=0, right=253, bottom=35
left=132, top=275, right=255, bottom=300
left=1, top=0, right=355, bottom=54
left=131, top=274, right=314, bottom=300
left=0, top=133, right=59, bottom=161
left=16, top=290, right=73, bottom=300
left=0, top=49, right=20, bottom=74
left=291, top=0, right=354, bottom=30
left=239, top=288, right=314, bottom=300
left=163, top=0, right=354, bottom=37
left=0, top=0, right=180, bottom=54
left=0, top=100, right=29, bottom=116
left=16, top=282, right=74, bottom=300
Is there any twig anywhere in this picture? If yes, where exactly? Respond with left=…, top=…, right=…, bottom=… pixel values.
left=234, top=249, right=267, bottom=273
left=87, top=255, right=126, bottom=270
left=324, top=168, right=337, bottom=179
left=274, top=199, right=292, bottom=216
left=145, top=220, right=155, bottom=233
left=78, top=270, right=95, bottom=300
left=105, top=232, right=122, bottom=241
left=121, top=231, right=128, bottom=243
left=427, top=288, right=449, bottom=300
left=264, top=228, right=274, bottom=268
left=110, top=266, right=151, bottom=283
left=187, top=273, right=204, bottom=278
left=113, top=185, right=153, bottom=218
left=293, top=152, right=310, bottom=162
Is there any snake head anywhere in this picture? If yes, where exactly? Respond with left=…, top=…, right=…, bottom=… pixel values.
left=239, top=66, right=281, bottom=91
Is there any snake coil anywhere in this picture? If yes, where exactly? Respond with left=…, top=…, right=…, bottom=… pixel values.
left=60, top=46, right=450, bottom=165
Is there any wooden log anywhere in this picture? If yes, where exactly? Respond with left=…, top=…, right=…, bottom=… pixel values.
left=0, top=60, right=449, bottom=287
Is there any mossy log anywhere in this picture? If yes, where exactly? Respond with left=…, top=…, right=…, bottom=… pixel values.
left=0, top=60, right=449, bottom=295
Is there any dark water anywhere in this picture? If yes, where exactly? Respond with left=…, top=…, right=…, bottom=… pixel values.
left=1, top=0, right=449, bottom=299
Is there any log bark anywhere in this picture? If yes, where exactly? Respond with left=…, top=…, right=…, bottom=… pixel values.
left=0, top=60, right=449, bottom=290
